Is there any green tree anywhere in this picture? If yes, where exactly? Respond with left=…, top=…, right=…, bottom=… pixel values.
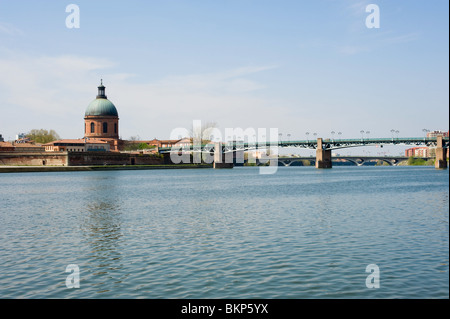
left=138, top=143, right=155, bottom=150
left=407, top=156, right=415, bottom=165
left=407, top=156, right=428, bottom=166
left=26, top=129, right=60, bottom=144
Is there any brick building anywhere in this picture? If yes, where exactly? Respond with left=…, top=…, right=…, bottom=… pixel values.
left=405, top=147, right=429, bottom=157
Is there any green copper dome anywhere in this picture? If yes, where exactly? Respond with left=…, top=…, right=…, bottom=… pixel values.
left=85, top=98, right=119, bottom=117
left=85, top=80, right=119, bottom=117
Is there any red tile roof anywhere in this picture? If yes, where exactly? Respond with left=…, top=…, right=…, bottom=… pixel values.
left=0, top=141, right=14, bottom=148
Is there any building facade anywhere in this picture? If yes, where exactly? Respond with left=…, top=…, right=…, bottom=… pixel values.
left=43, top=139, right=110, bottom=152
left=15, top=133, right=26, bottom=141
left=405, top=147, right=429, bottom=157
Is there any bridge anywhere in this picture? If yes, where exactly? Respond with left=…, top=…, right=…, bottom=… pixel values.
left=277, top=156, right=431, bottom=167
left=158, top=136, right=449, bottom=169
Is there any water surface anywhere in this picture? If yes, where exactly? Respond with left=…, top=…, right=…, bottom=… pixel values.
left=0, top=166, right=448, bottom=298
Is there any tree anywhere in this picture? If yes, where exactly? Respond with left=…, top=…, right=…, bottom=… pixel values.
left=302, top=160, right=311, bottom=166
left=407, top=156, right=428, bottom=166
left=379, top=160, right=390, bottom=166
left=190, top=121, right=218, bottom=144
left=138, top=143, right=155, bottom=150
left=123, top=136, right=141, bottom=151
left=128, top=135, right=140, bottom=142
left=26, top=129, right=60, bottom=144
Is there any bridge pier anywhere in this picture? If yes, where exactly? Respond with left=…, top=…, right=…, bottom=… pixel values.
left=315, top=138, right=332, bottom=169
left=213, top=142, right=234, bottom=169
left=435, top=136, right=447, bottom=169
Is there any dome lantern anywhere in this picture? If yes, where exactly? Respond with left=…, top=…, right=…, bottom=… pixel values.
left=96, top=79, right=107, bottom=99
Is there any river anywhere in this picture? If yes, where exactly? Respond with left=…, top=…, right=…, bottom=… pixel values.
left=0, top=166, right=448, bottom=298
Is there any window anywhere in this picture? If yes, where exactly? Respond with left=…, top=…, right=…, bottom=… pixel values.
left=114, top=123, right=117, bottom=134
left=103, top=122, right=108, bottom=133
left=90, top=122, right=95, bottom=133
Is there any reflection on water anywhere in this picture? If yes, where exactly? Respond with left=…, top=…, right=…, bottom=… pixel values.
left=0, top=167, right=448, bottom=298
left=81, top=202, right=124, bottom=290
left=78, top=175, right=128, bottom=295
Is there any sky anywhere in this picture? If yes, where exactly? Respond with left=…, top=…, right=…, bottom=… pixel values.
left=0, top=0, right=448, bottom=155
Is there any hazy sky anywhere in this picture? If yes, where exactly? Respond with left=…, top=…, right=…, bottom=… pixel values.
left=0, top=0, right=448, bottom=148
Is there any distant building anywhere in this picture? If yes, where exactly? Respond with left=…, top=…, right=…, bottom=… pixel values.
left=15, top=133, right=26, bottom=140
left=405, top=147, right=429, bottom=157
left=15, top=137, right=32, bottom=144
left=173, top=137, right=191, bottom=148
left=43, top=139, right=110, bottom=152
left=427, top=130, right=449, bottom=138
